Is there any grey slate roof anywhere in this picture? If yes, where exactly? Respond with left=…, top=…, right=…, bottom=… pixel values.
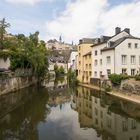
left=49, top=50, right=71, bottom=63
left=101, top=35, right=140, bottom=52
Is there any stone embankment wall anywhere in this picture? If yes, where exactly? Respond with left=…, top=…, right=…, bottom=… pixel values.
left=120, top=79, right=140, bottom=95
left=0, top=76, right=37, bottom=96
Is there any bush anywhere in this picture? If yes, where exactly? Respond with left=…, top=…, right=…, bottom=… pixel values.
left=135, top=75, right=140, bottom=81
left=109, top=74, right=129, bottom=85
left=54, top=64, right=65, bottom=76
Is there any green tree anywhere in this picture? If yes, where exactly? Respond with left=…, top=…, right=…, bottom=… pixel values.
left=0, top=18, right=10, bottom=49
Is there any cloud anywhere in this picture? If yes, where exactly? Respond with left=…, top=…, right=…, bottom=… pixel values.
left=5, top=0, right=53, bottom=5
left=100, top=1, right=140, bottom=37
left=46, top=0, right=107, bottom=42
left=45, top=0, right=140, bottom=43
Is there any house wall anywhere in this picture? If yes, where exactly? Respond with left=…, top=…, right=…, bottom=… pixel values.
left=91, top=43, right=106, bottom=79
left=0, top=58, right=10, bottom=69
left=77, top=43, right=93, bottom=83
left=68, top=51, right=78, bottom=71
left=115, top=38, right=140, bottom=75
left=83, top=54, right=92, bottom=83
left=102, top=49, right=115, bottom=78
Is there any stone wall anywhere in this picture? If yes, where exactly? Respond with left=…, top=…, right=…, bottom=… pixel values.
left=120, top=79, right=140, bottom=95
left=0, top=76, right=37, bottom=96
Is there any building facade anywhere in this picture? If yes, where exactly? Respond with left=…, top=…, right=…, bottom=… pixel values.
left=91, top=27, right=140, bottom=79
left=76, top=38, right=96, bottom=83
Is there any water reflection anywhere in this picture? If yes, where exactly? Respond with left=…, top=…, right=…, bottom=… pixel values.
left=0, top=85, right=140, bottom=140
left=72, top=87, right=140, bottom=140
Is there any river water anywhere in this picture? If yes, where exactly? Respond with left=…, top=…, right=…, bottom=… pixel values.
left=0, top=79, right=140, bottom=140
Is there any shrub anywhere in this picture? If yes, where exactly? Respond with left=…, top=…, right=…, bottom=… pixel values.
left=54, top=64, right=65, bottom=76
left=135, top=75, right=140, bottom=81
left=109, top=74, right=129, bottom=85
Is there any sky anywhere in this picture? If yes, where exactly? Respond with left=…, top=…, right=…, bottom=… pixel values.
left=0, top=0, right=140, bottom=43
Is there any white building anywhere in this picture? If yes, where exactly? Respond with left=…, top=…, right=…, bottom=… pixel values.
left=68, top=50, right=78, bottom=71
left=0, top=58, right=10, bottom=70
left=91, top=27, right=140, bottom=79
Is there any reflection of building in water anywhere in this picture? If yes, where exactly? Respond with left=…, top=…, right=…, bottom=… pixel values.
left=74, top=87, right=92, bottom=128
left=92, top=94, right=140, bottom=140
left=73, top=87, right=140, bottom=140
left=43, top=76, right=68, bottom=92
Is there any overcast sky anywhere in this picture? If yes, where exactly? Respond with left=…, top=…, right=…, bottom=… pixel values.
left=0, top=0, right=140, bottom=43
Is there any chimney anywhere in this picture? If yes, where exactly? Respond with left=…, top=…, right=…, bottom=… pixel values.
left=124, top=28, right=130, bottom=34
left=115, top=27, right=121, bottom=35
left=79, top=39, right=83, bottom=44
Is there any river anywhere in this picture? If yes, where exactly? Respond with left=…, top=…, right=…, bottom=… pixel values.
left=0, top=79, right=140, bottom=140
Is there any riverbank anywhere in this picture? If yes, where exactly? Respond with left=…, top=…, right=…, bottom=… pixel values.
left=79, top=83, right=140, bottom=104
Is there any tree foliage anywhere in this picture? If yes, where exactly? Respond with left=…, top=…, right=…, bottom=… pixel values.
left=0, top=18, right=10, bottom=49
left=0, top=18, right=48, bottom=79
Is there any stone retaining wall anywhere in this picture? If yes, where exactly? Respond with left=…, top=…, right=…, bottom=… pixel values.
left=0, top=76, right=37, bottom=96
left=120, top=79, right=140, bottom=95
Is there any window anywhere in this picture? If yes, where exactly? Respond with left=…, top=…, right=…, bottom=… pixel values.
left=135, top=43, right=138, bottom=48
left=89, top=55, right=91, bottom=59
left=95, top=118, right=98, bottom=125
left=79, top=46, right=81, bottom=50
left=131, top=69, right=135, bottom=76
left=95, top=97, right=97, bottom=103
left=106, top=56, right=111, bottom=64
left=95, top=50, right=98, bottom=56
left=131, top=55, right=136, bottom=65
left=86, top=64, right=88, bottom=69
left=94, top=71, right=97, bottom=77
left=100, top=59, right=102, bottom=65
left=131, top=120, right=137, bottom=129
left=100, top=71, right=102, bottom=77
left=79, top=61, right=81, bottom=65
left=79, top=53, right=81, bottom=57
left=100, top=50, right=102, bottom=55
left=100, top=111, right=103, bottom=118
left=122, top=55, right=127, bottom=65
left=122, top=121, right=128, bottom=131
left=94, top=60, right=98, bottom=66
left=95, top=108, right=98, bottom=115
left=89, top=64, right=91, bottom=69
left=128, top=43, right=131, bottom=48
left=107, top=69, right=111, bottom=76
left=122, top=69, right=127, bottom=74
left=89, top=71, right=92, bottom=76
left=107, top=118, right=112, bottom=128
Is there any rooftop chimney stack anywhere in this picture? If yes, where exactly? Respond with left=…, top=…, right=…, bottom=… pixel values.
left=115, top=27, right=121, bottom=35
left=124, top=28, right=130, bottom=34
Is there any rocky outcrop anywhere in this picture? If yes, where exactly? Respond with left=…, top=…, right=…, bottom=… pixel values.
left=101, top=79, right=112, bottom=91
left=120, top=79, right=140, bottom=95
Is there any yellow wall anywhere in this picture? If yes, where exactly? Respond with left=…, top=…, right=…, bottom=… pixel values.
left=75, top=86, right=92, bottom=127
left=77, top=43, right=93, bottom=83
left=83, top=54, right=92, bottom=83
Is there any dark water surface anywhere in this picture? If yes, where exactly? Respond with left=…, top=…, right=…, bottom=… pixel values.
left=0, top=85, right=140, bottom=140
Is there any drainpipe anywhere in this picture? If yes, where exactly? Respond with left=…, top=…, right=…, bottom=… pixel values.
left=114, top=49, right=115, bottom=74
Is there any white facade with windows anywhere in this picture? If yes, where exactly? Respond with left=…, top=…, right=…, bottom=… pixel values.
left=91, top=28, right=140, bottom=79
